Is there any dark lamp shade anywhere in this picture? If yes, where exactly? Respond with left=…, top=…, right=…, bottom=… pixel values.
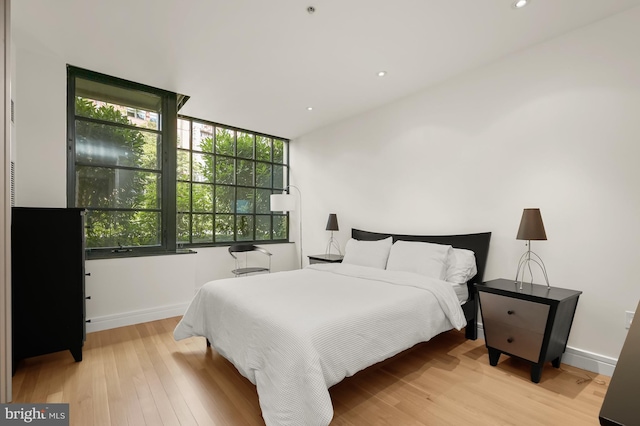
left=326, top=214, right=339, bottom=231
left=516, top=208, right=547, bottom=241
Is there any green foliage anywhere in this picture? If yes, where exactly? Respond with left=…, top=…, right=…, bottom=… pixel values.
left=77, top=104, right=289, bottom=249
left=76, top=97, right=161, bottom=248
left=180, top=128, right=285, bottom=243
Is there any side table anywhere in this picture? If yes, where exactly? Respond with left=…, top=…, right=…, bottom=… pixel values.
left=476, top=278, right=581, bottom=383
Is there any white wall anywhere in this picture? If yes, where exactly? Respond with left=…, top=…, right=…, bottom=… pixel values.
left=12, top=28, right=299, bottom=333
left=294, top=7, right=640, bottom=364
left=84, top=244, right=296, bottom=332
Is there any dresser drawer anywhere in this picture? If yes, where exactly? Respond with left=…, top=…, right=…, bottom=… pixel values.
left=479, top=292, right=549, bottom=333
left=484, top=322, right=544, bottom=362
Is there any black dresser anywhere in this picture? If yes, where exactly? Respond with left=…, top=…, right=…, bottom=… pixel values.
left=12, top=207, right=87, bottom=372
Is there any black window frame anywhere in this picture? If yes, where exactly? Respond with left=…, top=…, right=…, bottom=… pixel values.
left=67, top=65, right=289, bottom=259
left=176, top=115, right=290, bottom=248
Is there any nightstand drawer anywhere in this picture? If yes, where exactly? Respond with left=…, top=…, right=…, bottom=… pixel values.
left=484, top=322, right=544, bottom=362
left=479, top=292, right=549, bottom=333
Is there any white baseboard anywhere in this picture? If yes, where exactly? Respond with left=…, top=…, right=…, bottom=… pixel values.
left=476, top=324, right=616, bottom=377
left=561, top=346, right=616, bottom=377
left=86, top=303, right=189, bottom=333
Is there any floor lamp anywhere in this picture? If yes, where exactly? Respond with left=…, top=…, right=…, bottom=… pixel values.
left=270, top=186, right=303, bottom=269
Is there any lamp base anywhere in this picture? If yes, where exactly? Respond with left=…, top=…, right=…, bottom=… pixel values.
left=325, top=233, right=342, bottom=257
left=515, top=241, right=550, bottom=290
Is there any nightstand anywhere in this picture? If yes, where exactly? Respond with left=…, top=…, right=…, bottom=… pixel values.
left=308, top=254, right=344, bottom=264
left=476, top=278, right=581, bottom=383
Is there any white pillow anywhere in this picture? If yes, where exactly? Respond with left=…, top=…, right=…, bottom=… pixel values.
left=445, top=248, right=477, bottom=284
left=342, top=237, right=393, bottom=269
left=386, top=240, right=452, bottom=280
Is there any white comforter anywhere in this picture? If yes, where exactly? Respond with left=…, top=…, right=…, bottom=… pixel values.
left=174, top=263, right=466, bottom=426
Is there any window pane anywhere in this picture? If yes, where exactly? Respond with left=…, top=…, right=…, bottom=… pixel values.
left=273, top=215, right=287, bottom=239
left=273, top=139, right=285, bottom=163
left=215, top=214, right=234, bottom=242
left=76, top=121, right=161, bottom=170
left=215, top=185, right=235, bottom=213
left=256, top=163, right=271, bottom=188
left=237, top=132, right=254, bottom=159
left=192, top=152, right=213, bottom=183
left=236, top=188, right=254, bottom=214
left=256, top=136, right=271, bottom=161
left=177, top=149, right=190, bottom=181
left=216, top=157, right=234, bottom=184
left=237, top=160, right=254, bottom=187
left=256, top=189, right=271, bottom=214
left=192, top=183, right=213, bottom=212
left=193, top=122, right=214, bottom=152
left=76, top=166, right=161, bottom=209
left=177, top=182, right=191, bottom=212
left=255, top=216, right=271, bottom=241
left=177, top=213, right=190, bottom=244
left=216, top=128, right=235, bottom=156
left=274, top=165, right=285, bottom=190
left=236, top=215, right=254, bottom=241
left=192, top=214, right=213, bottom=243
left=177, top=119, right=190, bottom=149
left=85, top=210, right=161, bottom=248
left=75, top=77, right=161, bottom=131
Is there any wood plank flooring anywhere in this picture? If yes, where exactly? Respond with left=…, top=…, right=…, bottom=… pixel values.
left=11, top=317, right=609, bottom=425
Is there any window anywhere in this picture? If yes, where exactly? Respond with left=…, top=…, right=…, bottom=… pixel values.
left=68, top=66, right=177, bottom=256
left=67, top=66, right=289, bottom=258
left=177, top=117, right=289, bottom=246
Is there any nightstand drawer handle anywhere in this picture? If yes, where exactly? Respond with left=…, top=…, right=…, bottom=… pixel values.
left=507, top=310, right=515, bottom=315
left=507, top=337, right=514, bottom=343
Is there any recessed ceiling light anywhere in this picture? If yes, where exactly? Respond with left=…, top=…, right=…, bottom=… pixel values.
left=377, top=71, right=387, bottom=77
left=513, top=0, right=529, bottom=8
left=307, top=107, right=313, bottom=111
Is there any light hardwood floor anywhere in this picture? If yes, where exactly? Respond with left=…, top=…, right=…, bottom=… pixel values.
left=11, top=317, right=609, bottom=425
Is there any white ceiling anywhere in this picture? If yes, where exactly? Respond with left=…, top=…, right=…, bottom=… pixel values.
left=12, top=0, right=640, bottom=139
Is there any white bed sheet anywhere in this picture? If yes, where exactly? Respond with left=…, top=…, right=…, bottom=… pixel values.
left=174, top=263, right=466, bottom=426
left=452, top=282, right=469, bottom=304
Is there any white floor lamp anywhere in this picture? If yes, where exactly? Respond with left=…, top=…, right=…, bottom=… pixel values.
left=270, top=186, right=303, bottom=269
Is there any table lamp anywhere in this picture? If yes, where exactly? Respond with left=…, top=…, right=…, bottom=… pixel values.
left=325, top=213, right=341, bottom=256
left=515, top=208, right=550, bottom=290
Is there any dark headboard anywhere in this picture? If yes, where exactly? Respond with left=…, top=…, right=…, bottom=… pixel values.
left=352, top=229, right=491, bottom=340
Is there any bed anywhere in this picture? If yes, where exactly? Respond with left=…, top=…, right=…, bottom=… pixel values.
left=174, top=228, right=491, bottom=426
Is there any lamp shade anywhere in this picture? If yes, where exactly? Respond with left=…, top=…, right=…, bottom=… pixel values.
left=270, top=193, right=296, bottom=212
left=516, top=208, right=547, bottom=241
left=325, top=214, right=339, bottom=231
